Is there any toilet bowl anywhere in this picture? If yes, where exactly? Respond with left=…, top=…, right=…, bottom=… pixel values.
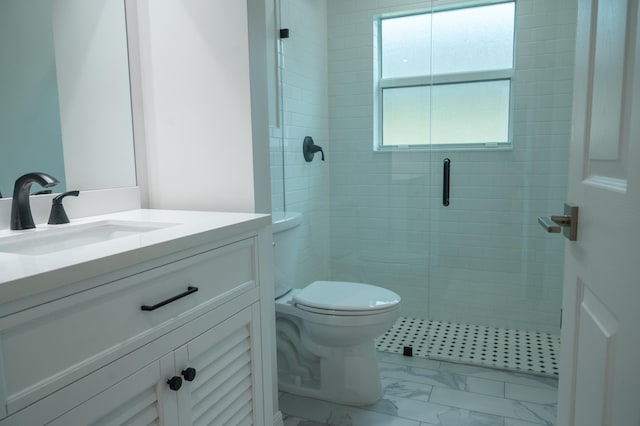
left=273, top=212, right=400, bottom=405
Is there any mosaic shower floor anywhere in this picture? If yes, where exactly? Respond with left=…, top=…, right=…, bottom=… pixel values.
left=375, top=317, right=560, bottom=377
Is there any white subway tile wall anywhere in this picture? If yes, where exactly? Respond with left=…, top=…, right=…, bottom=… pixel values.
left=271, top=0, right=332, bottom=288
left=271, top=0, right=577, bottom=334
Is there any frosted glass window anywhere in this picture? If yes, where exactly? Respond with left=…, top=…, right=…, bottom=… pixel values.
left=381, top=3, right=514, bottom=78
left=376, top=2, right=515, bottom=149
left=382, top=81, right=510, bottom=146
left=432, top=3, right=515, bottom=75
left=431, top=80, right=510, bottom=144
left=381, top=14, right=432, bottom=78
left=382, top=86, right=431, bottom=146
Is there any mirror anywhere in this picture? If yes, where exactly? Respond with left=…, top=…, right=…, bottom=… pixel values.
left=0, top=0, right=137, bottom=198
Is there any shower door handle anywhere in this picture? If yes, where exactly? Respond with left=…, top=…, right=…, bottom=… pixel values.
left=443, top=158, right=450, bottom=206
left=538, top=203, right=579, bottom=241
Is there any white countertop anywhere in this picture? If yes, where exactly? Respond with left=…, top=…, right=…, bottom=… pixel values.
left=0, top=209, right=270, bottom=305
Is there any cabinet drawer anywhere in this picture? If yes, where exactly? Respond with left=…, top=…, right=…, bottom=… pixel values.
left=0, top=237, right=257, bottom=415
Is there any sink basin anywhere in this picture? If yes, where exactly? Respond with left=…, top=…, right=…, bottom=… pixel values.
left=0, top=220, right=176, bottom=255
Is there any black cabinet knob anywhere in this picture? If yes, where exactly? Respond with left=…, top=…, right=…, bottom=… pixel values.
left=182, top=367, right=197, bottom=382
left=167, top=376, right=182, bottom=391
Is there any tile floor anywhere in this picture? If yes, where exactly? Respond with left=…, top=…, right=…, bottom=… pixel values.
left=376, top=318, right=560, bottom=377
left=279, top=351, right=558, bottom=426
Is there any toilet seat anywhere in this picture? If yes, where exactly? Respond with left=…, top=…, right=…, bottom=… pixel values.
left=294, top=303, right=398, bottom=316
left=293, top=281, right=400, bottom=315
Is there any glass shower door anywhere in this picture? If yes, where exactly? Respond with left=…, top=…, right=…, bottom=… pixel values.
left=272, top=0, right=434, bottom=355
left=426, top=0, right=577, bottom=377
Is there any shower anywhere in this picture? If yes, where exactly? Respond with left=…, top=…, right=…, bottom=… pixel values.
left=270, top=0, right=576, bottom=378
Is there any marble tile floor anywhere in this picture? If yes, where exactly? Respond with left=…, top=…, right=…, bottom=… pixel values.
left=280, top=351, right=558, bottom=426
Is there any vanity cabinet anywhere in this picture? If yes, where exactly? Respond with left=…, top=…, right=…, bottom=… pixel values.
left=0, top=212, right=274, bottom=425
left=48, top=305, right=262, bottom=426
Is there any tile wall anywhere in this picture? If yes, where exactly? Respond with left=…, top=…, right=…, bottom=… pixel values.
left=271, top=0, right=332, bottom=288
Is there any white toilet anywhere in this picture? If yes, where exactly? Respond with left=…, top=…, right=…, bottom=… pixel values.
left=272, top=212, right=400, bottom=405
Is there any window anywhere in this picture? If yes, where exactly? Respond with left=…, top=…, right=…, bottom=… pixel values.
left=374, top=2, right=515, bottom=149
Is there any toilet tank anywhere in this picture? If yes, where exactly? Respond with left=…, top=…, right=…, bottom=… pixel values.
left=272, top=211, right=302, bottom=298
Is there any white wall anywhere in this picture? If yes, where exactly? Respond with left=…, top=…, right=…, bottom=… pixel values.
left=135, top=0, right=256, bottom=213
left=247, top=0, right=273, bottom=215
left=324, top=0, right=576, bottom=332
left=271, top=0, right=331, bottom=287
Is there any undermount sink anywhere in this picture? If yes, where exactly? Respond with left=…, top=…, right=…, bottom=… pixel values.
left=0, top=220, right=176, bottom=255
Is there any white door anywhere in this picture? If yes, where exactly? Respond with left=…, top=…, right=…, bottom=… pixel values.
left=557, top=0, right=640, bottom=425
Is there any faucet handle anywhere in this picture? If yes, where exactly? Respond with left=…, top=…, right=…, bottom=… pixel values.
left=48, top=191, right=80, bottom=225
left=52, top=190, right=80, bottom=203
left=302, top=136, right=326, bottom=162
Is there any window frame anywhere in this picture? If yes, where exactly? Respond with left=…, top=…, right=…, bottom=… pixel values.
left=373, top=2, right=516, bottom=152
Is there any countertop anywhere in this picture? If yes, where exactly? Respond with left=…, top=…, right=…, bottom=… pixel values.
left=0, top=209, right=270, bottom=306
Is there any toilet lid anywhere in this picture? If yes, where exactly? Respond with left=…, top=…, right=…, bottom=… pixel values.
left=293, top=281, right=400, bottom=312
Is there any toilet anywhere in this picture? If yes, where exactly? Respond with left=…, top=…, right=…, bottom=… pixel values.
left=272, top=212, right=400, bottom=405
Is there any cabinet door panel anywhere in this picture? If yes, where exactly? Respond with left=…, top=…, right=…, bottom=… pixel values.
left=47, top=356, right=175, bottom=426
left=176, top=306, right=259, bottom=426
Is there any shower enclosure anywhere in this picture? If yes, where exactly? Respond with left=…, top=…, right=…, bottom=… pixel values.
left=270, top=0, right=577, bottom=377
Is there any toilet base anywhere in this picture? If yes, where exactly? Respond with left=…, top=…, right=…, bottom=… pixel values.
left=277, top=339, right=383, bottom=406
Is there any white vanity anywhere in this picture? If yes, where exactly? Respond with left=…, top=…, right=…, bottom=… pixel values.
left=0, top=209, right=274, bottom=425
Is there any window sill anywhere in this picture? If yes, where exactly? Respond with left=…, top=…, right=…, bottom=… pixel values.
left=373, top=144, right=513, bottom=153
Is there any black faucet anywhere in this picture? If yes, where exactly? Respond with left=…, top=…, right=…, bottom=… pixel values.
left=10, top=172, right=59, bottom=230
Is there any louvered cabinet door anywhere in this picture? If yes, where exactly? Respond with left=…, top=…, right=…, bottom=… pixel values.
left=47, top=353, right=178, bottom=426
left=175, top=305, right=264, bottom=426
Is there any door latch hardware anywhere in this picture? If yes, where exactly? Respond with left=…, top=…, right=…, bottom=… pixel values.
left=538, top=203, right=579, bottom=241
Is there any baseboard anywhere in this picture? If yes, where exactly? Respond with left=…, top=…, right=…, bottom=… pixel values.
left=273, top=410, right=284, bottom=426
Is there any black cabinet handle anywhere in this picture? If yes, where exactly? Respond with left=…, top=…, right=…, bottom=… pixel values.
left=141, top=286, right=199, bottom=311
left=182, top=367, right=197, bottom=382
left=167, top=376, right=182, bottom=391
left=443, top=158, right=450, bottom=207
